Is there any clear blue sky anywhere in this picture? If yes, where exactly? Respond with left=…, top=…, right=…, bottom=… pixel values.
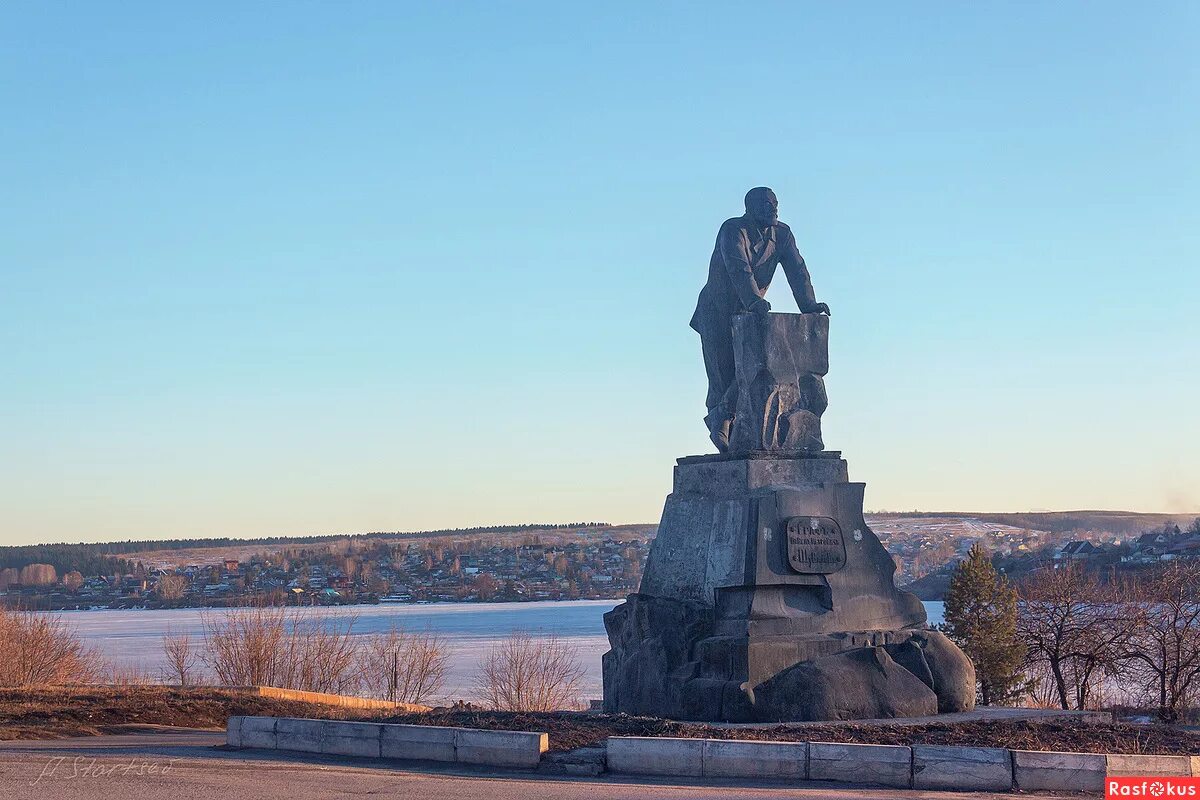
left=2, top=2, right=1197, bottom=546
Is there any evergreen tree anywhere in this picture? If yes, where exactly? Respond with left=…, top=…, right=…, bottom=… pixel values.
left=944, top=543, right=1027, bottom=705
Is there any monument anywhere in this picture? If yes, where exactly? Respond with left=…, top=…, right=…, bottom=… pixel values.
left=602, top=189, right=975, bottom=721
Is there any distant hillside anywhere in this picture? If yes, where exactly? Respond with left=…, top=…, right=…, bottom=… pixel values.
left=0, top=522, right=616, bottom=574
left=123, top=523, right=654, bottom=568
left=12, top=522, right=610, bottom=554
left=6, top=510, right=1194, bottom=578
left=874, top=510, right=1196, bottom=536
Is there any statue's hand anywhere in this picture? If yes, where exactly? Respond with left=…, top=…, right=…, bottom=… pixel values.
left=806, top=302, right=830, bottom=316
left=749, top=297, right=772, bottom=315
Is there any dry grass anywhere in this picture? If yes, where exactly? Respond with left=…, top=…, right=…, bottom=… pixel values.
left=0, top=685, right=389, bottom=741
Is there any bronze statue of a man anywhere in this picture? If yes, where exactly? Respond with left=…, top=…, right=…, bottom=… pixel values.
left=690, top=187, right=830, bottom=451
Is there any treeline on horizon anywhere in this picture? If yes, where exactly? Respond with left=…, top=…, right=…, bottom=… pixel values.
left=870, top=510, right=1193, bottom=535
left=0, top=545, right=132, bottom=577
left=2, top=522, right=612, bottom=574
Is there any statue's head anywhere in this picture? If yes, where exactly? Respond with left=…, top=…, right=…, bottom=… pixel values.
left=744, top=187, right=779, bottom=227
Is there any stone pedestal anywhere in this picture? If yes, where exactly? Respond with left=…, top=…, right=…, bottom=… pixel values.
left=603, top=313, right=975, bottom=721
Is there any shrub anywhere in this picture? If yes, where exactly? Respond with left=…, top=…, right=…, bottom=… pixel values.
left=474, top=630, right=585, bottom=711
left=0, top=607, right=102, bottom=686
left=201, top=606, right=359, bottom=694
left=357, top=626, right=448, bottom=704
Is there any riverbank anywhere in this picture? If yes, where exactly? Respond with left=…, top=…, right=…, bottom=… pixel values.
left=3, top=594, right=634, bottom=613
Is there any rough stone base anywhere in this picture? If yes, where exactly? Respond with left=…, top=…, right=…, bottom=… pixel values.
left=603, top=594, right=974, bottom=722
left=609, top=444, right=978, bottom=723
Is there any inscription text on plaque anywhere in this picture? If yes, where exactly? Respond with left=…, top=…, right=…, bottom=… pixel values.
left=785, top=516, right=847, bottom=574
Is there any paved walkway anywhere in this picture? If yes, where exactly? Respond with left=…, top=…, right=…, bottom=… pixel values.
left=0, top=729, right=1075, bottom=800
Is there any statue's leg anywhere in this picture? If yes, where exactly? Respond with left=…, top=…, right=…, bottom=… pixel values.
left=699, top=320, right=736, bottom=451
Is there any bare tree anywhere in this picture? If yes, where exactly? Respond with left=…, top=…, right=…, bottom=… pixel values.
left=284, top=612, right=361, bottom=695
left=1022, top=661, right=1066, bottom=709
left=62, top=571, right=84, bottom=591
left=162, top=626, right=201, bottom=686
left=1118, top=562, right=1200, bottom=723
left=1017, top=564, right=1134, bottom=710
left=156, top=574, right=187, bottom=601
left=473, top=573, right=500, bottom=601
left=202, top=605, right=285, bottom=687
left=474, top=631, right=585, bottom=712
left=201, top=606, right=360, bottom=694
left=0, top=607, right=103, bottom=686
left=18, top=564, right=58, bottom=586
left=357, top=626, right=448, bottom=704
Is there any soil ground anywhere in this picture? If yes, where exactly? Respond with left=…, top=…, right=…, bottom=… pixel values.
left=0, top=686, right=388, bottom=740
left=4, top=687, right=1197, bottom=757
left=382, top=708, right=1200, bottom=755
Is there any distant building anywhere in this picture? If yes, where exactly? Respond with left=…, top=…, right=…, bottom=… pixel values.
left=1136, top=533, right=1170, bottom=549
left=1055, top=541, right=1098, bottom=562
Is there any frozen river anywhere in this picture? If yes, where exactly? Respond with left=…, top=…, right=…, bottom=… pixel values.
left=57, top=599, right=945, bottom=701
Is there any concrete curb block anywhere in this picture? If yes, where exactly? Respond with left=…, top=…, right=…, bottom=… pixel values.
left=702, top=740, right=806, bottom=780
left=226, top=715, right=243, bottom=748
left=322, top=720, right=383, bottom=758
left=606, top=737, right=807, bottom=779
left=1106, top=754, right=1194, bottom=777
left=605, top=736, right=1188, bottom=793
left=227, top=717, right=1193, bottom=793
left=275, top=717, right=322, bottom=753
left=912, top=744, right=1012, bottom=791
left=456, top=728, right=548, bottom=768
left=808, top=741, right=911, bottom=788
left=606, top=737, right=704, bottom=777
left=381, top=723, right=456, bottom=762
left=1013, top=749, right=1107, bottom=793
left=238, top=715, right=277, bottom=749
left=227, top=716, right=547, bottom=769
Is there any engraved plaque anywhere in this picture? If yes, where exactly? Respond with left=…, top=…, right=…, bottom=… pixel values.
left=785, top=516, right=846, bottom=574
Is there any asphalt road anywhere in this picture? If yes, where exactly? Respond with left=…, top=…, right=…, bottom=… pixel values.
left=0, top=730, right=1074, bottom=800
